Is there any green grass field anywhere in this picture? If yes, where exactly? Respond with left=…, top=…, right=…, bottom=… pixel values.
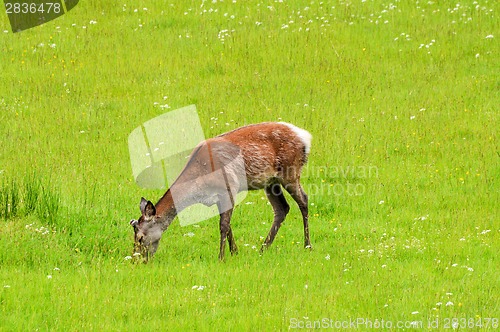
left=1, top=0, right=498, bottom=330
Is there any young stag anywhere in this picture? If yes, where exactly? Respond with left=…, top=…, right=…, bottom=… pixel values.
left=130, top=122, right=312, bottom=261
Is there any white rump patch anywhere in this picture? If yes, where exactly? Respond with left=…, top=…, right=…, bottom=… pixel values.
left=279, top=122, right=312, bottom=155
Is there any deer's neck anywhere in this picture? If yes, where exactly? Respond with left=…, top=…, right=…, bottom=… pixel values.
left=154, top=189, right=176, bottom=230
left=154, top=180, right=198, bottom=229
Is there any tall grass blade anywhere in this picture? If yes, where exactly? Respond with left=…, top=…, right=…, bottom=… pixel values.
left=24, top=173, right=41, bottom=216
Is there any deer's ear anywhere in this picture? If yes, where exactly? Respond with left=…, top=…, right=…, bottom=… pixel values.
left=140, top=197, right=148, bottom=214
left=141, top=199, right=156, bottom=219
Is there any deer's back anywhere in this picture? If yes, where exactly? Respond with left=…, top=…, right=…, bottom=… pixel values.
left=212, top=122, right=312, bottom=189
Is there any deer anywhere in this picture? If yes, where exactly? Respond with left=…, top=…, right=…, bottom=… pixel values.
left=129, top=121, right=312, bottom=261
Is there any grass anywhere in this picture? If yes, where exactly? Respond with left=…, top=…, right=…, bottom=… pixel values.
left=1, top=0, right=499, bottom=330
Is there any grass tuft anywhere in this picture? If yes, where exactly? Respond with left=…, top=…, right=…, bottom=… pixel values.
left=23, top=172, right=41, bottom=216
left=36, top=183, right=61, bottom=226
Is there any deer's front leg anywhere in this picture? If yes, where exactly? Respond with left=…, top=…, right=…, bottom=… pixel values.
left=218, top=206, right=234, bottom=261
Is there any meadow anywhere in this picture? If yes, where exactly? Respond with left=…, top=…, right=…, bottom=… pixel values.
left=0, top=0, right=499, bottom=330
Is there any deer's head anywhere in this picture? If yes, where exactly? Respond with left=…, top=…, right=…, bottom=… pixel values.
left=130, top=198, right=163, bottom=262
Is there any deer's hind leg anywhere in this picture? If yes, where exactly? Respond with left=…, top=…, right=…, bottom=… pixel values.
left=282, top=180, right=311, bottom=249
left=261, top=183, right=290, bottom=252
